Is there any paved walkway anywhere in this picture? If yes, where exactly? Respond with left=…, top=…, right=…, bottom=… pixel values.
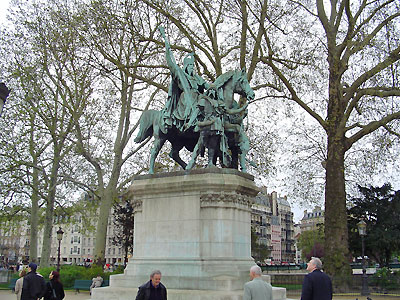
left=288, top=295, right=400, bottom=300
left=2, top=289, right=399, bottom=300
left=0, top=289, right=90, bottom=300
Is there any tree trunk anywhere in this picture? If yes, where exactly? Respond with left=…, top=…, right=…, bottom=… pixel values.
left=324, top=134, right=351, bottom=287
left=93, top=186, right=116, bottom=265
left=29, top=162, right=39, bottom=263
left=40, top=195, right=55, bottom=267
left=40, top=155, right=60, bottom=267
left=323, top=62, right=352, bottom=288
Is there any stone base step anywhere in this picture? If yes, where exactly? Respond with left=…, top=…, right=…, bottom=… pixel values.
left=91, top=286, right=287, bottom=300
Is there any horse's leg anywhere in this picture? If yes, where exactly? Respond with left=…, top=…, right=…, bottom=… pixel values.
left=149, top=133, right=166, bottom=174
left=207, top=133, right=220, bottom=167
left=169, top=144, right=187, bottom=170
left=231, top=147, right=239, bottom=170
left=212, top=149, right=218, bottom=166
left=186, top=133, right=205, bottom=170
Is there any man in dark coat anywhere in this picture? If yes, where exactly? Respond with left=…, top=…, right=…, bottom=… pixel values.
left=135, top=270, right=167, bottom=300
left=21, top=262, right=46, bottom=300
left=301, top=257, right=332, bottom=300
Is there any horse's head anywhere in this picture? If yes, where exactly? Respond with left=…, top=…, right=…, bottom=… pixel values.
left=233, top=69, right=255, bottom=101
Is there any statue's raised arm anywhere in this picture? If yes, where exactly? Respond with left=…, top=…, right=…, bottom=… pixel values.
left=159, top=26, right=178, bottom=72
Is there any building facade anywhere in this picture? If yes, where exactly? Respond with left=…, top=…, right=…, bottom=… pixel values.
left=293, top=206, right=325, bottom=263
left=300, top=206, right=324, bottom=232
left=0, top=199, right=127, bottom=267
left=251, top=188, right=295, bottom=264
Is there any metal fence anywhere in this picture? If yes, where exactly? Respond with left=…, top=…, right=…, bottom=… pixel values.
left=0, top=270, right=13, bottom=284
left=267, top=272, right=400, bottom=298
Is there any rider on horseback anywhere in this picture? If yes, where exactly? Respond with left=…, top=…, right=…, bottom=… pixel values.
left=159, top=26, right=210, bottom=133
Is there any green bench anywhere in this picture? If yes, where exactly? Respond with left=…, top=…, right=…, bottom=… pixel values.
left=8, top=278, right=18, bottom=291
left=73, top=279, right=109, bottom=293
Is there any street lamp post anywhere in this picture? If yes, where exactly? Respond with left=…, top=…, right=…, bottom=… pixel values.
left=56, top=227, right=64, bottom=272
left=357, top=220, right=369, bottom=296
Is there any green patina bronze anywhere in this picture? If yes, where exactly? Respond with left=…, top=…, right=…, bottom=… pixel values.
left=135, top=27, right=255, bottom=174
left=159, top=26, right=210, bottom=133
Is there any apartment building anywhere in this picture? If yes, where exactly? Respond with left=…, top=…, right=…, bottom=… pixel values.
left=251, top=187, right=295, bottom=264
left=300, top=206, right=324, bottom=232
left=0, top=199, right=127, bottom=266
left=293, top=206, right=325, bottom=263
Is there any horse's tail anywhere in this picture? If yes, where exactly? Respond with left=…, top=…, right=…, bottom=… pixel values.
left=134, top=110, right=160, bottom=143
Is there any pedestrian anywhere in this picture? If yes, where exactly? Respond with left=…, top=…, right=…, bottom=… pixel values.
left=21, top=262, right=46, bottom=300
left=44, top=271, right=65, bottom=300
left=15, top=269, right=27, bottom=300
left=301, top=257, right=332, bottom=300
left=135, top=270, right=167, bottom=300
left=243, top=265, right=273, bottom=300
left=89, top=274, right=103, bottom=295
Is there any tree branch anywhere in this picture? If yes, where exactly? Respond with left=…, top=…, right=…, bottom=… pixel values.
left=345, top=111, right=400, bottom=149
left=259, top=57, right=327, bottom=129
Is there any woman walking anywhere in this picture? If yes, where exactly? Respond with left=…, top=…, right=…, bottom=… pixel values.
left=14, top=269, right=26, bottom=300
left=44, top=271, right=65, bottom=300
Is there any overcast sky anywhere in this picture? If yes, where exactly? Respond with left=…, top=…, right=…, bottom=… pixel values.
left=0, top=0, right=10, bottom=24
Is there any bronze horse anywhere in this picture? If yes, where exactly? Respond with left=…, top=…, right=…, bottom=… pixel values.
left=134, top=69, right=255, bottom=174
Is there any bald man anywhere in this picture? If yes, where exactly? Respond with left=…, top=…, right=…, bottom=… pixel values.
left=243, top=265, right=272, bottom=300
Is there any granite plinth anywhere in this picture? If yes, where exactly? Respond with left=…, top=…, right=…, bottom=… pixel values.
left=91, top=169, right=286, bottom=300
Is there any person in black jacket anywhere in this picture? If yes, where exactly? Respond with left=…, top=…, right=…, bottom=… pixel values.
left=44, top=271, right=65, bottom=300
left=21, top=263, right=46, bottom=300
left=135, top=270, right=167, bottom=300
left=301, top=257, right=332, bottom=300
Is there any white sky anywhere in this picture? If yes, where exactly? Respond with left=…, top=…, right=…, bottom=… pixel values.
left=0, top=0, right=10, bottom=24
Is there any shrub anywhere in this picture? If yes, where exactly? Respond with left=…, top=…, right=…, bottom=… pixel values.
left=370, top=267, right=399, bottom=291
left=36, top=264, right=125, bottom=288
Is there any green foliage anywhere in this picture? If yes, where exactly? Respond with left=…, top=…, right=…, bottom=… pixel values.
left=297, top=225, right=324, bottom=260
left=348, top=183, right=400, bottom=267
left=370, top=267, right=400, bottom=291
left=36, top=265, right=124, bottom=288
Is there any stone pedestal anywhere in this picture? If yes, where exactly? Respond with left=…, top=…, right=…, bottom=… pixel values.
left=91, top=169, right=286, bottom=300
